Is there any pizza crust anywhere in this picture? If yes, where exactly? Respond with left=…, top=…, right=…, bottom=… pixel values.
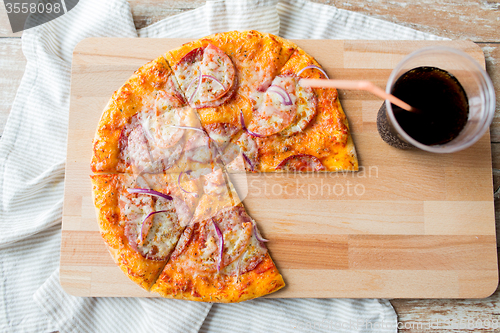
left=151, top=253, right=284, bottom=303
left=90, top=175, right=169, bottom=290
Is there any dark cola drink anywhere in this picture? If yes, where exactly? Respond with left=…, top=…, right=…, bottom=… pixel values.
left=391, top=66, right=469, bottom=146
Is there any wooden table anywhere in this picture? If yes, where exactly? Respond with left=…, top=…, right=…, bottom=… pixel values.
left=1, top=0, right=498, bottom=331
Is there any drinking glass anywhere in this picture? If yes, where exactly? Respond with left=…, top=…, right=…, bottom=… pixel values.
left=377, top=46, right=495, bottom=153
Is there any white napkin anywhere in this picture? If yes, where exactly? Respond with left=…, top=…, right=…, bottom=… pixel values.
left=0, top=0, right=445, bottom=331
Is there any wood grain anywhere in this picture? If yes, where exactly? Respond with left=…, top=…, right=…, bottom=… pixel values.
left=0, top=0, right=498, bottom=329
left=128, top=0, right=205, bottom=29
left=61, top=38, right=497, bottom=299
left=312, top=0, right=500, bottom=42
left=125, top=0, right=500, bottom=42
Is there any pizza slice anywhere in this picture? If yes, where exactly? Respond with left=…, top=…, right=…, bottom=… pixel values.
left=150, top=204, right=284, bottom=303
left=91, top=55, right=179, bottom=173
left=91, top=56, right=227, bottom=175
left=90, top=173, right=199, bottom=290
left=164, top=31, right=297, bottom=171
left=234, top=46, right=359, bottom=172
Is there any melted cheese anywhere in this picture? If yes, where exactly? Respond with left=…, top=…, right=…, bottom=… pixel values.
left=177, top=208, right=253, bottom=274
left=248, top=75, right=298, bottom=136
left=174, top=44, right=235, bottom=107
left=120, top=191, right=184, bottom=260
left=280, top=80, right=317, bottom=136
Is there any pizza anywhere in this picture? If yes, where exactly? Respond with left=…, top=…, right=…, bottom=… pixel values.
left=90, top=30, right=358, bottom=302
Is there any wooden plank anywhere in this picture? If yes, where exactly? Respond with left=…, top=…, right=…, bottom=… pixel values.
left=0, top=0, right=22, bottom=37
left=1, top=0, right=498, bottom=40
left=311, top=0, right=500, bottom=42
left=128, top=0, right=205, bottom=30
left=126, top=0, right=500, bottom=42
left=0, top=0, right=497, bottom=326
left=0, top=38, right=25, bottom=135
left=392, top=289, right=500, bottom=331
left=61, top=38, right=497, bottom=299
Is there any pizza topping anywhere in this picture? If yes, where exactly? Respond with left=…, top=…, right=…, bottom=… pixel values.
left=188, top=207, right=252, bottom=273
left=232, top=227, right=268, bottom=275
left=148, top=142, right=184, bottom=173
left=125, top=124, right=154, bottom=169
left=217, top=207, right=253, bottom=267
left=212, top=219, right=224, bottom=272
left=296, top=65, right=329, bottom=79
left=280, top=80, right=318, bottom=136
left=219, top=130, right=259, bottom=172
left=184, top=131, right=216, bottom=164
left=248, top=75, right=298, bottom=136
left=203, top=168, right=226, bottom=196
left=222, top=131, right=258, bottom=172
left=240, top=110, right=264, bottom=138
left=155, top=75, right=186, bottom=109
left=167, top=125, right=205, bottom=133
left=175, top=44, right=235, bottom=108
left=267, top=85, right=293, bottom=105
left=204, top=123, right=239, bottom=149
left=198, top=76, right=237, bottom=108
left=201, top=74, right=226, bottom=91
left=143, top=110, right=184, bottom=149
left=178, top=171, right=195, bottom=195
left=171, top=195, right=193, bottom=227
left=177, top=170, right=198, bottom=197
left=140, top=210, right=170, bottom=243
left=142, top=105, right=201, bottom=149
left=236, top=132, right=258, bottom=171
left=241, top=153, right=254, bottom=171
left=120, top=113, right=184, bottom=173
left=120, top=191, right=184, bottom=260
left=275, top=154, right=326, bottom=171
left=252, top=221, right=269, bottom=243
left=238, top=57, right=275, bottom=96
left=187, top=74, right=203, bottom=105
left=127, top=188, right=173, bottom=201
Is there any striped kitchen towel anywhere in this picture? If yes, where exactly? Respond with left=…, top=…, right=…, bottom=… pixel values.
left=0, top=0, right=444, bottom=332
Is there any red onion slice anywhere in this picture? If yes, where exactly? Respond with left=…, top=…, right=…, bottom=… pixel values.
left=178, top=171, right=196, bottom=195
left=267, top=85, right=293, bottom=106
left=167, top=125, right=205, bottom=133
left=239, top=111, right=247, bottom=131
left=240, top=111, right=263, bottom=138
left=201, top=74, right=226, bottom=91
left=242, top=153, right=255, bottom=171
left=296, top=65, right=329, bottom=79
left=253, top=222, right=269, bottom=243
left=212, top=219, right=224, bottom=273
left=140, top=118, right=156, bottom=144
left=127, top=188, right=173, bottom=201
left=188, top=74, right=203, bottom=104
left=185, top=76, right=199, bottom=94
left=140, top=210, right=169, bottom=242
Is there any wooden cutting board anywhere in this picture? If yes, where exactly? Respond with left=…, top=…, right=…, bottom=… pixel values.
left=61, top=38, right=498, bottom=299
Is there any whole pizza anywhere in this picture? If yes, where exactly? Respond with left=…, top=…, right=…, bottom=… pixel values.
left=90, top=30, right=358, bottom=303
